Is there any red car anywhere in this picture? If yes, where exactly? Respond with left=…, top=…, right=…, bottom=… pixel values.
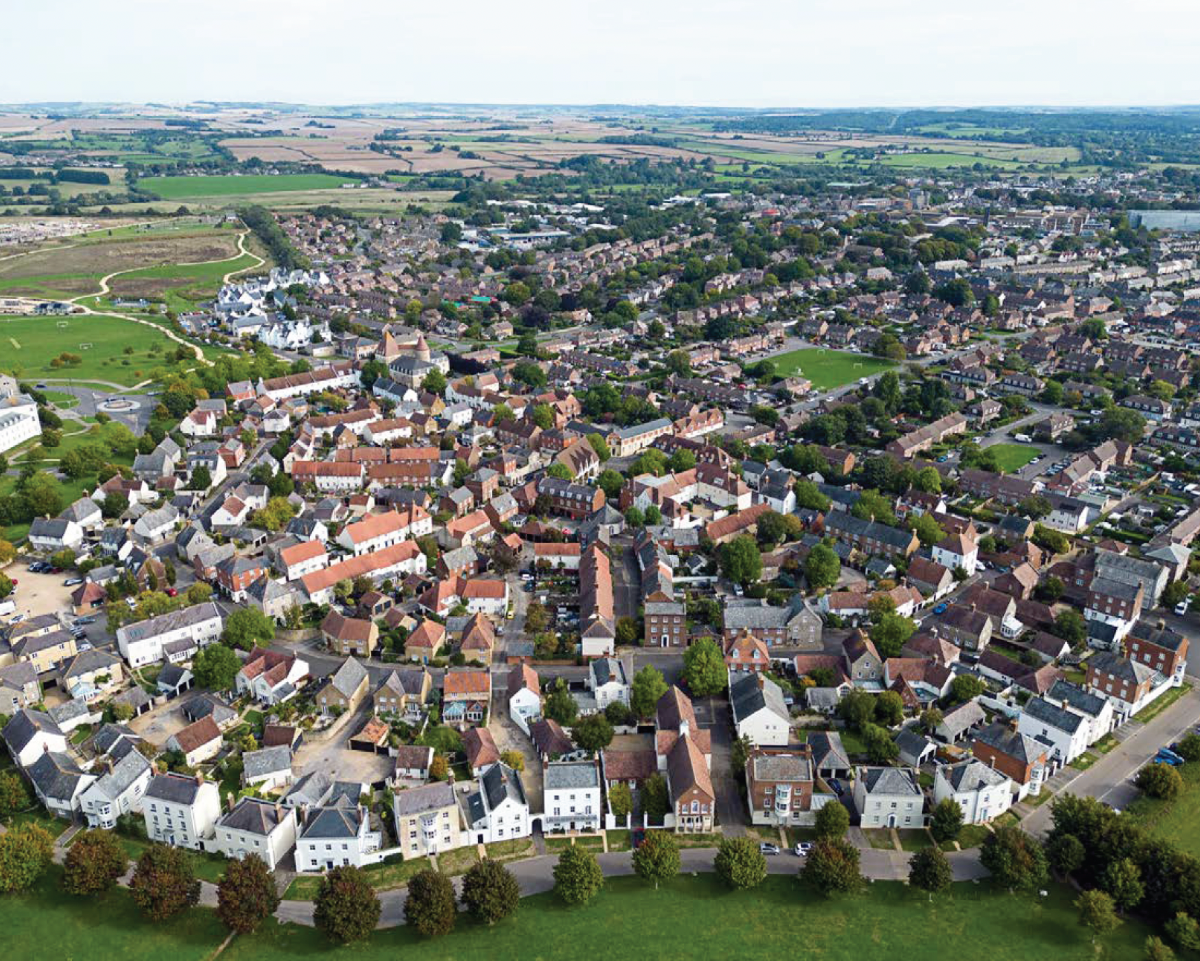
left=165, top=587, right=178, bottom=597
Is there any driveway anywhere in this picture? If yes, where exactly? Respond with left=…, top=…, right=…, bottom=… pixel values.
left=9, top=560, right=76, bottom=623
left=489, top=711, right=542, bottom=814
left=698, top=695, right=748, bottom=836
left=292, top=703, right=393, bottom=787
left=129, top=698, right=192, bottom=746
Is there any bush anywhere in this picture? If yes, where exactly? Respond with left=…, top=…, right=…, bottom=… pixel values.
left=714, top=836, right=767, bottom=890
left=1137, top=763, right=1184, bottom=800
left=62, top=830, right=128, bottom=896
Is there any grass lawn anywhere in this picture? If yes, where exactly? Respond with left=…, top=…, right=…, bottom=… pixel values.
left=896, top=829, right=934, bottom=852
left=285, top=855, right=438, bottom=900
left=140, top=173, right=356, bottom=200
left=1135, top=682, right=1193, bottom=723
left=221, top=876, right=1151, bottom=961
left=41, top=389, right=79, bottom=409
left=1093, top=733, right=1120, bottom=755
left=768, top=349, right=895, bottom=391
left=988, top=443, right=1039, bottom=474
left=952, top=823, right=992, bottom=850
left=863, top=829, right=897, bottom=851
left=0, top=314, right=183, bottom=387
left=606, top=830, right=632, bottom=852
left=1127, top=761, right=1200, bottom=858
left=545, top=835, right=605, bottom=852
left=6, top=810, right=72, bottom=838
left=1070, top=751, right=1100, bottom=771
left=435, top=845, right=480, bottom=876
left=484, top=837, right=536, bottom=862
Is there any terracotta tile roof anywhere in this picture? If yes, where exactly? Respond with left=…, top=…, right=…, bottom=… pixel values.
left=172, top=716, right=220, bottom=754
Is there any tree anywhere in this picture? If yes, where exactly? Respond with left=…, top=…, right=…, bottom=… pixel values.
left=572, top=712, right=614, bottom=753
left=909, top=846, right=953, bottom=899
left=1175, top=733, right=1200, bottom=762
left=129, top=844, right=200, bottom=920
left=553, top=844, right=604, bottom=905
left=597, top=469, right=624, bottom=501
left=1076, top=889, right=1121, bottom=942
left=633, top=830, right=680, bottom=890
left=62, top=829, right=128, bottom=896
left=586, top=433, right=611, bottom=462
left=217, top=854, right=280, bottom=934
left=631, top=665, right=668, bottom=718
left=191, top=643, right=241, bottom=691
left=609, top=782, right=633, bottom=818
left=1166, top=912, right=1200, bottom=951
left=714, top=836, right=767, bottom=890
left=1047, top=832, right=1086, bottom=876
left=222, top=608, right=275, bottom=650
left=624, top=506, right=645, bottom=528
left=909, top=513, right=945, bottom=548
left=0, top=540, right=15, bottom=566
left=0, top=823, right=53, bottom=893
left=802, top=838, right=862, bottom=896
left=920, top=708, right=943, bottom=735
left=814, top=800, right=850, bottom=840
left=544, top=678, right=578, bottom=727
left=980, top=825, right=1048, bottom=893
left=616, top=616, right=640, bottom=647
left=930, top=798, right=964, bottom=844
left=1099, top=407, right=1146, bottom=444
left=311, top=864, right=380, bottom=943
left=950, top=674, right=985, bottom=703
left=641, top=772, right=670, bottom=819
left=1053, top=608, right=1087, bottom=646
left=188, top=465, right=212, bottom=491
left=682, top=637, right=728, bottom=696
left=460, top=858, right=519, bottom=926
left=719, top=535, right=762, bottom=586
left=1137, top=763, right=1184, bottom=800
left=101, top=490, right=129, bottom=519
left=0, top=770, right=30, bottom=816
left=869, top=613, right=917, bottom=658
left=421, top=369, right=447, bottom=395
left=838, top=690, right=876, bottom=732
left=1145, top=936, right=1177, bottom=961
left=874, top=690, right=904, bottom=727
left=1102, top=857, right=1145, bottom=912
left=404, top=868, right=456, bottom=937
left=804, top=543, right=841, bottom=590
left=862, top=722, right=899, bottom=764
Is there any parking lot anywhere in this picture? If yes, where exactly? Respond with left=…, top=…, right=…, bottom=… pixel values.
left=7, top=559, right=79, bottom=623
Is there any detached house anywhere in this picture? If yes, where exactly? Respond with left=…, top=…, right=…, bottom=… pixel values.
left=933, top=759, right=1014, bottom=824
left=853, top=766, right=925, bottom=828
left=143, top=772, right=221, bottom=850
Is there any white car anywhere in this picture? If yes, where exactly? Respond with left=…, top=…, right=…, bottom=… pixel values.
left=794, top=842, right=813, bottom=857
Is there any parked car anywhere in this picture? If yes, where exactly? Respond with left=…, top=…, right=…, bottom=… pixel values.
left=74, top=616, right=95, bottom=626
left=1157, top=747, right=1185, bottom=765
left=760, top=843, right=780, bottom=855
left=827, top=778, right=844, bottom=796
left=64, top=577, right=83, bottom=587
left=165, top=587, right=178, bottom=597
left=794, top=842, right=813, bottom=857
left=631, top=828, right=646, bottom=849
left=932, top=603, right=948, bottom=615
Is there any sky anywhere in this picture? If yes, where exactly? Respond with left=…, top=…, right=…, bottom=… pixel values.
left=5, top=0, right=1200, bottom=109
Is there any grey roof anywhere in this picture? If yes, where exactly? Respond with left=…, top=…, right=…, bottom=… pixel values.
left=1089, top=575, right=1142, bottom=603
left=27, top=750, right=89, bottom=801
left=29, top=517, right=71, bottom=540
left=300, top=805, right=364, bottom=840
left=116, top=602, right=222, bottom=646
left=590, top=657, right=627, bottom=688
left=2, top=708, right=62, bottom=755
left=944, top=758, right=1010, bottom=792
left=544, top=760, right=600, bottom=791
left=327, top=780, right=366, bottom=808
left=749, top=751, right=812, bottom=782
left=730, top=673, right=788, bottom=724
left=181, top=694, right=237, bottom=726
left=973, top=722, right=1046, bottom=766
left=858, top=766, right=921, bottom=797
left=218, top=796, right=289, bottom=835
left=894, top=728, right=934, bottom=759
left=284, top=771, right=334, bottom=808
left=243, top=745, right=293, bottom=780
left=327, top=657, right=368, bottom=699
left=482, top=762, right=526, bottom=810
left=393, top=781, right=456, bottom=817
left=807, top=730, right=850, bottom=772
left=62, top=648, right=121, bottom=679
left=1129, top=619, right=1188, bottom=653
left=0, top=661, right=37, bottom=692
left=144, top=772, right=206, bottom=805
left=1023, top=695, right=1086, bottom=734
left=1046, top=680, right=1108, bottom=718
left=92, top=722, right=138, bottom=757
left=939, top=699, right=986, bottom=737
left=86, top=749, right=152, bottom=801
left=59, top=497, right=101, bottom=523
left=49, top=699, right=92, bottom=726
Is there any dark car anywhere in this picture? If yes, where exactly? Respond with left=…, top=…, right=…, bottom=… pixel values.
left=828, top=778, right=844, bottom=796
left=632, top=828, right=646, bottom=849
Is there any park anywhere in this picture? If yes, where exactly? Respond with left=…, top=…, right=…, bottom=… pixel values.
left=768, top=348, right=896, bottom=391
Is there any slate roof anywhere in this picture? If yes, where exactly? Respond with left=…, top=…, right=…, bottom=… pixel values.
left=858, top=766, right=920, bottom=797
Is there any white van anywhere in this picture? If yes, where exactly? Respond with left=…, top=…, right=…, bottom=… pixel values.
left=0, top=600, right=16, bottom=617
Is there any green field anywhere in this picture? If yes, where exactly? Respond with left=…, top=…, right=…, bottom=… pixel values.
left=769, top=348, right=895, bottom=390
left=988, top=443, right=1039, bottom=473
left=1127, top=758, right=1200, bottom=857
left=140, top=173, right=355, bottom=200
left=0, top=314, right=181, bottom=387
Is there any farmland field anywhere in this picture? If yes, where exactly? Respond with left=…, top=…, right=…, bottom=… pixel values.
left=988, top=443, right=1039, bottom=473
left=139, top=173, right=356, bottom=199
left=768, top=348, right=895, bottom=390
left=0, top=314, right=182, bottom=386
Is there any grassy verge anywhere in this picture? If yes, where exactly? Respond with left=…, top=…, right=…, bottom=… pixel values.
left=1135, top=682, right=1193, bottom=724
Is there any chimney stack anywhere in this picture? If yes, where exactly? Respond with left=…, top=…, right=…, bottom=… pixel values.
left=275, top=802, right=283, bottom=822
left=226, top=791, right=235, bottom=812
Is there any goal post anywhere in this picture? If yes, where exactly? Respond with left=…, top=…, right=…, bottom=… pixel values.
left=79, top=343, right=92, bottom=350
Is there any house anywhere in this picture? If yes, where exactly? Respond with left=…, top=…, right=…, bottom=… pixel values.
left=405, top=619, right=447, bottom=663
left=666, top=732, right=715, bottom=834
left=934, top=759, right=1014, bottom=824
left=316, top=657, right=370, bottom=715
left=320, top=611, right=378, bottom=658
left=933, top=531, right=978, bottom=577
left=26, top=750, right=94, bottom=818
left=0, top=662, right=39, bottom=714
left=393, top=781, right=465, bottom=858
left=78, top=749, right=154, bottom=829
left=906, top=557, right=955, bottom=599
left=242, top=745, right=294, bottom=792
left=972, top=722, right=1048, bottom=800
left=853, top=766, right=925, bottom=828
left=214, top=797, right=298, bottom=871
left=28, top=517, right=84, bottom=554
left=116, top=602, right=224, bottom=669
left=724, top=630, right=772, bottom=674
left=461, top=762, right=530, bottom=844
left=373, top=669, right=431, bottom=721
left=462, top=726, right=500, bottom=775
left=1125, top=619, right=1189, bottom=686
left=236, top=649, right=308, bottom=705
left=895, top=728, right=936, bottom=767
left=1017, top=696, right=1090, bottom=767
left=393, top=744, right=435, bottom=781
left=934, top=699, right=986, bottom=743
left=745, top=745, right=831, bottom=827
left=587, top=657, right=629, bottom=710
left=543, top=759, right=602, bottom=834
left=296, top=804, right=381, bottom=870
left=283, top=772, right=334, bottom=810
left=61, top=649, right=124, bottom=702
left=1086, top=651, right=1159, bottom=719
left=2, top=708, right=66, bottom=766
left=12, top=626, right=76, bottom=675
left=938, top=604, right=993, bottom=651
left=529, top=717, right=575, bottom=761
left=808, top=731, right=851, bottom=781
left=142, top=772, right=222, bottom=850
left=729, top=672, right=790, bottom=746
left=167, top=716, right=223, bottom=766
left=442, top=669, right=491, bottom=727
left=507, top=665, right=541, bottom=735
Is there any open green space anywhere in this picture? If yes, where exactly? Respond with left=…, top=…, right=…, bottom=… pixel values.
left=0, top=314, right=182, bottom=387
left=139, top=173, right=355, bottom=200
left=1127, top=753, right=1200, bottom=857
left=768, top=348, right=895, bottom=390
left=987, top=443, right=1039, bottom=473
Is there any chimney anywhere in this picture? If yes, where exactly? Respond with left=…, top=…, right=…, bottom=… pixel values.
left=195, top=770, right=204, bottom=784
left=275, top=802, right=283, bottom=822
left=226, top=791, right=235, bottom=812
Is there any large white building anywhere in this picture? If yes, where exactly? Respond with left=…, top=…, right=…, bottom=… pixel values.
left=116, top=602, right=224, bottom=668
left=295, top=804, right=382, bottom=870
left=543, top=760, right=602, bottom=834
left=142, top=772, right=222, bottom=850
left=213, top=797, right=298, bottom=871
left=0, top=387, right=41, bottom=455
left=853, top=767, right=925, bottom=829
left=933, top=759, right=1014, bottom=824
left=79, top=749, right=154, bottom=829
left=462, top=763, right=530, bottom=845
left=729, top=673, right=790, bottom=747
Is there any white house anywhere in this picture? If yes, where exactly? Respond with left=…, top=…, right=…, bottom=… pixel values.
left=1044, top=680, right=1116, bottom=746
left=28, top=517, right=84, bottom=554
left=543, top=759, right=602, bottom=834
left=587, top=657, right=629, bottom=710
left=1017, top=696, right=1090, bottom=767
left=79, top=749, right=154, bottom=829
left=933, top=759, right=1014, bottom=824
left=241, top=745, right=294, bottom=792
left=116, top=602, right=224, bottom=668
left=132, top=504, right=179, bottom=547
left=853, top=766, right=925, bottom=829
left=463, top=763, right=530, bottom=844
left=336, top=509, right=428, bottom=556
left=214, top=797, right=298, bottom=871
left=932, top=532, right=978, bottom=577
left=729, top=673, right=790, bottom=747
left=295, top=805, right=382, bottom=870
left=1, top=708, right=67, bottom=766
left=506, top=665, right=541, bottom=736
left=142, top=772, right=223, bottom=849
left=0, top=391, right=42, bottom=455
left=26, top=751, right=93, bottom=818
